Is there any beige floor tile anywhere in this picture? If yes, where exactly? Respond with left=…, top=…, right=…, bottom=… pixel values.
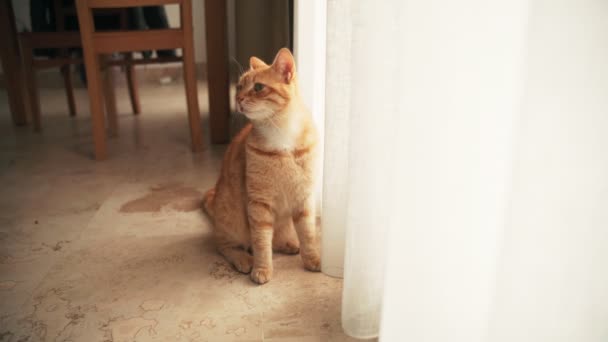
left=0, top=82, right=353, bottom=341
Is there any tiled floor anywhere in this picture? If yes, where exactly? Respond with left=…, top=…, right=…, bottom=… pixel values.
left=0, top=81, right=354, bottom=341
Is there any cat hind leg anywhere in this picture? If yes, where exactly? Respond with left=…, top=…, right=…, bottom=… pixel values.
left=272, top=218, right=300, bottom=255
left=216, top=236, right=252, bottom=274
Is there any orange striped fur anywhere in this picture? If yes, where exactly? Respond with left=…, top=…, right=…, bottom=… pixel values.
left=203, top=48, right=320, bottom=284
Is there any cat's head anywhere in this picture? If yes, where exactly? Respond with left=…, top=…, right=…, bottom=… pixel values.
left=236, top=48, right=297, bottom=121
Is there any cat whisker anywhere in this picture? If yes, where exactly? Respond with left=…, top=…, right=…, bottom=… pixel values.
left=231, top=57, right=245, bottom=76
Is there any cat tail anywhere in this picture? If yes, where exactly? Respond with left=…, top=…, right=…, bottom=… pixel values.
left=202, top=187, right=216, bottom=217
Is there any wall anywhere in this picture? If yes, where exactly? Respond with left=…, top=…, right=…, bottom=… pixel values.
left=11, top=0, right=30, bottom=31
left=234, top=0, right=290, bottom=68
left=141, top=2, right=207, bottom=63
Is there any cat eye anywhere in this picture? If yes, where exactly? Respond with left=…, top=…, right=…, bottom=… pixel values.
left=254, top=83, right=265, bottom=92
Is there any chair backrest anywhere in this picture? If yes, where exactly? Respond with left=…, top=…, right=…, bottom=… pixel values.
left=75, top=0, right=192, bottom=54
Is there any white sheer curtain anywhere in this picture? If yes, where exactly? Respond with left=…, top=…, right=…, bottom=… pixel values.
left=321, top=0, right=608, bottom=340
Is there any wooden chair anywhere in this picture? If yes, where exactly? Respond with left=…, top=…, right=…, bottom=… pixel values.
left=20, top=0, right=141, bottom=131
left=75, top=0, right=203, bottom=160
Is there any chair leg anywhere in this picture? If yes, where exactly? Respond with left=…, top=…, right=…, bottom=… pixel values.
left=125, top=53, right=141, bottom=115
left=61, top=65, right=77, bottom=117
left=102, top=56, right=118, bottom=137
left=81, top=53, right=107, bottom=160
left=182, top=59, right=203, bottom=152
left=76, top=0, right=106, bottom=160
left=20, top=37, right=41, bottom=132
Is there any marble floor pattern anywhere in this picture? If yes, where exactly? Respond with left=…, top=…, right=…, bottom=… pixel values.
left=0, top=81, right=356, bottom=342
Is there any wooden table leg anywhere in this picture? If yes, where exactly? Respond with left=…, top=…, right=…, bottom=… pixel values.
left=204, top=0, right=230, bottom=143
left=0, top=0, right=29, bottom=126
left=102, top=56, right=118, bottom=137
left=182, top=0, right=203, bottom=152
left=20, top=36, right=41, bottom=131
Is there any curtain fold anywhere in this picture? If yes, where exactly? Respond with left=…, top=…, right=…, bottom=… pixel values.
left=485, top=1, right=608, bottom=340
left=320, top=0, right=352, bottom=279
left=322, top=0, right=400, bottom=337
left=380, top=0, right=529, bottom=340
left=322, top=0, right=608, bottom=340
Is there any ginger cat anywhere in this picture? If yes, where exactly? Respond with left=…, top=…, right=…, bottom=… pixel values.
left=203, top=48, right=320, bottom=284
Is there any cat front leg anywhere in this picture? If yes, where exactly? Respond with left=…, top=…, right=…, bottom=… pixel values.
left=293, top=197, right=321, bottom=272
left=248, top=199, right=275, bottom=284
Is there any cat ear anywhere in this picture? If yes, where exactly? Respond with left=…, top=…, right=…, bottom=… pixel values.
left=272, top=48, right=296, bottom=83
left=249, top=56, right=267, bottom=70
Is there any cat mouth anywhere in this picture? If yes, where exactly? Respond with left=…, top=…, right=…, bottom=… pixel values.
left=236, top=101, right=250, bottom=114
left=237, top=104, right=256, bottom=117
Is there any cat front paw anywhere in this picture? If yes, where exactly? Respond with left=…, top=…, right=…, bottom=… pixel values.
left=302, top=254, right=321, bottom=272
left=250, top=267, right=273, bottom=284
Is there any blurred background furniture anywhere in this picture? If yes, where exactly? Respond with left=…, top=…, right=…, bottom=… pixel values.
left=3, top=0, right=293, bottom=156
left=20, top=0, right=141, bottom=131
left=0, top=0, right=29, bottom=126
left=75, top=0, right=202, bottom=160
left=203, top=0, right=229, bottom=144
